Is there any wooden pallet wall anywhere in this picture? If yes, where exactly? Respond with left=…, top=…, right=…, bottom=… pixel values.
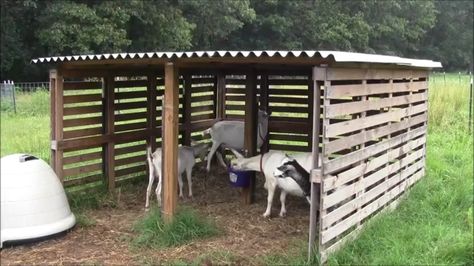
left=315, top=67, right=429, bottom=262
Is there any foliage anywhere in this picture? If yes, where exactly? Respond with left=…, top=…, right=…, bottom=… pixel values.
left=0, top=0, right=473, bottom=80
left=132, top=207, right=218, bottom=249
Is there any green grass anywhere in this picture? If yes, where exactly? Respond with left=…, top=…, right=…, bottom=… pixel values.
left=132, top=207, right=218, bottom=249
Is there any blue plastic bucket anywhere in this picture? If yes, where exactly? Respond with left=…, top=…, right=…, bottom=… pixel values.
left=228, top=167, right=253, bottom=187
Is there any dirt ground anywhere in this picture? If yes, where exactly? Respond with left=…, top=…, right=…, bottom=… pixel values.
left=1, top=165, right=310, bottom=265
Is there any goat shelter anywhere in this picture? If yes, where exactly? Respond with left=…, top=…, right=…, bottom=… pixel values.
left=33, top=50, right=441, bottom=263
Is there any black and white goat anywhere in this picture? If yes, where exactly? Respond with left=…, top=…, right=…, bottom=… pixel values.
left=203, top=110, right=269, bottom=172
left=273, top=155, right=311, bottom=204
left=145, top=142, right=209, bottom=210
left=230, top=149, right=315, bottom=217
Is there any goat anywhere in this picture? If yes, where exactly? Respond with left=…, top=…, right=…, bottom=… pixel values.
left=145, top=142, right=210, bottom=210
left=273, top=155, right=311, bottom=204
left=230, top=149, right=315, bottom=217
left=203, top=110, right=269, bottom=172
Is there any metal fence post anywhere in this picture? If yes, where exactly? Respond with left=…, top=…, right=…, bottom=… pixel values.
left=11, top=81, right=16, bottom=114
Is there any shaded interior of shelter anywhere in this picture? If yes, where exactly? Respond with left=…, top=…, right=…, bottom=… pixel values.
left=59, top=65, right=320, bottom=187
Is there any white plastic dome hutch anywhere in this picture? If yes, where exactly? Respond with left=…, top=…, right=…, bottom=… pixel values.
left=1, top=154, right=75, bottom=247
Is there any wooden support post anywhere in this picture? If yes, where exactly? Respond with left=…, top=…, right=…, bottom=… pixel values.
left=259, top=72, right=270, bottom=153
left=182, top=73, right=192, bottom=146
left=147, top=73, right=158, bottom=150
left=50, top=69, right=64, bottom=182
left=243, top=69, right=258, bottom=204
left=163, top=62, right=179, bottom=223
left=103, top=75, right=115, bottom=192
left=216, top=71, right=226, bottom=120
left=308, top=70, right=322, bottom=259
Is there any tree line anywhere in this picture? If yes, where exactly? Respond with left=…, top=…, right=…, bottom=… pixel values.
left=1, top=0, right=472, bottom=81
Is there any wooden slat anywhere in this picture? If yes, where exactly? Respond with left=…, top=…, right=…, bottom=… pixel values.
left=63, top=116, right=102, bottom=128
left=268, top=88, right=308, bottom=96
left=64, top=174, right=102, bottom=187
left=225, top=104, right=245, bottom=111
left=243, top=70, right=258, bottom=204
left=192, top=94, right=214, bottom=102
left=327, top=80, right=428, bottom=99
left=191, top=86, right=214, bottom=93
left=226, top=95, right=245, bottom=101
left=115, top=164, right=146, bottom=178
left=321, top=163, right=425, bottom=244
left=63, top=93, right=102, bottom=104
left=315, top=68, right=428, bottom=81
left=325, top=103, right=427, bottom=138
left=63, top=151, right=102, bottom=165
left=269, top=120, right=310, bottom=133
left=115, top=90, right=148, bottom=100
left=270, top=133, right=308, bottom=142
left=225, top=78, right=246, bottom=85
left=115, top=112, right=147, bottom=122
left=269, top=143, right=309, bottom=152
left=63, top=162, right=102, bottom=177
left=269, top=96, right=308, bottom=104
left=115, top=154, right=145, bottom=167
left=269, top=106, right=309, bottom=113
left=191, top=77, right=214, bottom=84
left=325, top=113, right=427, bottom=154
left=191, top=104, right=214, bottom=113
left=323, top=126, right=426, bottom=174
left=268, top=78, right=309, bottom=85
left=191, top=113, right=214, bottom=121
left=63, top=127, right=102, bottom=139
left=63, top=81, right=102, bottom=90
left=326, top=92, right=427, bottom=118
left=115, top=101, right=147, bottom=110
left=324, top=137, right=426, bottom=193
left=115, top=121, right=147, bottom=132
left=63, top=105, right=102, bottom=116
left=225, top=87, right=245, bottom=94
left=115, top=143, right=147, bottom=156
left=115, top=80, right=148, bottom=88
left=322, top=148, right=424, bottom=210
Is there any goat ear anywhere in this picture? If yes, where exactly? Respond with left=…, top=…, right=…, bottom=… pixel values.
left=230, top=148, right=244, bottom=159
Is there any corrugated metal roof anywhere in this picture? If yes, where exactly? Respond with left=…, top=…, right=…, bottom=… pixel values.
left=31, top=50, right=442, bottom=68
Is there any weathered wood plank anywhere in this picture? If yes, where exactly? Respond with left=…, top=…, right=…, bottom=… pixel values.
left=115, top=143, right=147, bottom=156
left=319, top=68, right=428, bottom=81
left=63, top=151, right=102, bottom=165
left=63, top=81, right=102, bottom=90
left=325, top=103, right=427, bottom=138
left=269, top=96, right=308, bottom=104
left=323, top=126, right=426, bottom=174
left=326, top=92, right=427, bottom=118
left=322, top=147, right=424, bottom=210
left=63, top=105, right=102, bottom=116
left=63, top=127, right=102, bottom=139
left=115, top=154, right=146, bottom=167
left=115, top=79, right=148, bottom=88
left=327, top=80, right=428, bottom=99
left=63, top=162, right=103, bottom=177
left=243, top=70, right=258, bottom=204
left=115, top=121, right=147, bottom=132
left=115, top=90, right=148, bottom=100
left=63, top=116, right=102, bottom=128
left=63, top=93, right=102, bottom=104
left=115, top=101, right=148, bottom=110
left=268, top=88, right=308, bottom=96
left=325, top=113, right=427, bottom=155
left=323, top=137, right=426, bottom=192
left=115, top=112, right=147, bottom=122
left=64, top=173, right=102, bottom=187
left=321, top=163, right=424, bottom=244
left=115, top=164, right=147, bottom=178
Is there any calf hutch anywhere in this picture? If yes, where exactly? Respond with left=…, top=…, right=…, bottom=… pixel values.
left=32, top=51, right=441, bottom=262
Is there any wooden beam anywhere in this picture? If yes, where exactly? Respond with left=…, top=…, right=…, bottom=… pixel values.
left=308, top=71, right=322, bottom=259
left=102, top=75, right=115, bottom=191
left=147, top=74, right=158, bottom=150
left=50, top=69, right=64, bottom=182
left=243, top=69, right=258, bottom=204
left=259, top=72, right=270, bottom=153
left=162, top=62, right=179, bottom=223
left=182, top=74, right=192, bottom=145
left=216, top=71, right=226, bottom=120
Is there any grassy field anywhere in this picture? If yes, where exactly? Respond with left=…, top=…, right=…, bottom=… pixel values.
left=1, top=73, right=472, bottom=264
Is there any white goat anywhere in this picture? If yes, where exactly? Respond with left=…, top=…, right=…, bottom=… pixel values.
left=145, top=142, right=209, bottom=210
left=230, top=149, right=316, bottom=217
left=203, top=110, right=269, bottom=172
